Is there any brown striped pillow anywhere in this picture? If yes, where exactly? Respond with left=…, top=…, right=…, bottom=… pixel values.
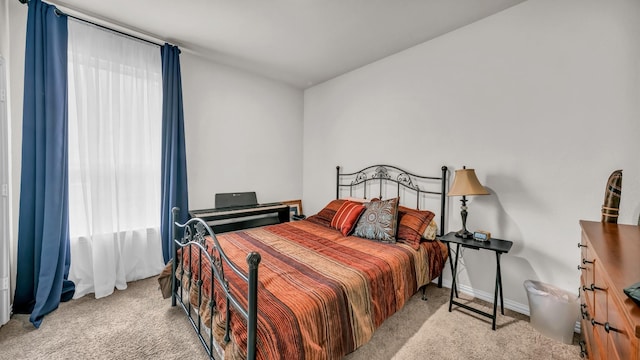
left=330, top=201, right=366, bottom=236
left=397, top=206, right=436, bottom=250
left=306, top=199, right=347, bottom=227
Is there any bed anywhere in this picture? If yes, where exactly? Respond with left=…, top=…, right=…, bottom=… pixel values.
left=170, top=165, right=449, bottom=360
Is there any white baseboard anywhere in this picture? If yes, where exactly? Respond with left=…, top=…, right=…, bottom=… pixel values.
left=434, top=278, right=582, bottom=334
left=436, top=278, right=529, bottom=314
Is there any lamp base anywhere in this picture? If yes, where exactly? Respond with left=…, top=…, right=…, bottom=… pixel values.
left=455, top=229, right=473, bottom=239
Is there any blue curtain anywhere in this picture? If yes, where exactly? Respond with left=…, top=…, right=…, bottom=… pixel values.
left=160, top=44, right=189, bottom=264
left=14, top=0, right=75, bottom=328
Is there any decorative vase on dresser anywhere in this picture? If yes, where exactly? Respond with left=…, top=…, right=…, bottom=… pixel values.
left=579, top=220, right=640, bottom=359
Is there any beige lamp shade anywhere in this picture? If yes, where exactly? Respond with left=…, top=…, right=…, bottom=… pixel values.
left=448, top=168, right=489, bottom=196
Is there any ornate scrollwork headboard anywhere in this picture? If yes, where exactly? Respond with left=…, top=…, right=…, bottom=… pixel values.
left=336, top=165, right=448, bottom=236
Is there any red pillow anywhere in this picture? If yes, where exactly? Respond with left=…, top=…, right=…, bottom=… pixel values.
left=330, top=201, right=366, bottom=236
left=397, top=206, right=436, bottom=250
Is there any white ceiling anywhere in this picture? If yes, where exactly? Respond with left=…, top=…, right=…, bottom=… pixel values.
left=48, top=0, right=526, bottom=89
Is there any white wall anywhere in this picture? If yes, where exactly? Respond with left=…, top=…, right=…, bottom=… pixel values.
left=181, top=53, right=304, bottom=209
left=303, top=0, right=640, bottom=310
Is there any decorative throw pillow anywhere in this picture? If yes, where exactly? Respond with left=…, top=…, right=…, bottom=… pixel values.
left=353, top=198, right=399, bottom=243
left=330, top=201, right=366, bottom=236
left=306, top=199, right=347, bottom=228
left=397, top=206, right=436, bottom=250
left=422, top=219, right=438, bottom=241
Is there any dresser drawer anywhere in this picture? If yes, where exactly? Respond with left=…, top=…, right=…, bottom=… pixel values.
left=607, top=297, right=633, bottom=360
left=580, top=233, right=595, bottom=305
left=582, top=317, right=602, bottom=359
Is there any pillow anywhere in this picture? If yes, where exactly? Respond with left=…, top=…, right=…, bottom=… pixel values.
left=330, top=201, right=366, bottom=236
left=397, top=206, right=436, bottom=250
left=306, top=199, right=347, bottom=227
left=353, top=198, right=399, bottom=243
left=422, top=219, right=438, bottom=241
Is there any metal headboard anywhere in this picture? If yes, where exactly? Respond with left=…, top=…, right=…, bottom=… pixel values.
left=336, top=165, right=448, bottom=236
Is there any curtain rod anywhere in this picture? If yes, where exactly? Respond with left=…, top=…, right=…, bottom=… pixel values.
left=17, top=0, right=167, bottom=48
left=58, top=10, right=163, bottom=48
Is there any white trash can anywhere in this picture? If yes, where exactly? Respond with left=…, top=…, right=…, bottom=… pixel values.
left=523, top=280, right=579, bottom=344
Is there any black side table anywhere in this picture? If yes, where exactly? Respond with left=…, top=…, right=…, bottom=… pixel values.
left=439, top=231, right=513, bottom=330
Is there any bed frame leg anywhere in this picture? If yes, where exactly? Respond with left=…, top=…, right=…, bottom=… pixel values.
left=421, top=286, right=428, bottom=301
left=247, top=252, right=261, bottom=360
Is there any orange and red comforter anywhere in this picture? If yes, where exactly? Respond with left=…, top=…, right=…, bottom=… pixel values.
left=177, top=219, right=447, bottom=360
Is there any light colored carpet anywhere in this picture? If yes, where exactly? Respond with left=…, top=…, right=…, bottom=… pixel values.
left=0, top=276, right=581, bottom=360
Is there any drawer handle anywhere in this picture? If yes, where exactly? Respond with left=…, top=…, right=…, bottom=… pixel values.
left=577, top=265, right=587, bottom=271
left=582, top=284, right=604, bottom=292
left=591, top=319, right=619, bottom=333
left=581, top=308, right=589, bottom=320
left=582, top=258, right=594, bottom=265
left=578, top=243, right=587, bottom=248
left=580, top=304, right=589, bottom=319
left=578, top=340, right=587, bottom=358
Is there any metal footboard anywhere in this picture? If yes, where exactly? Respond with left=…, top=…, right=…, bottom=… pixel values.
left=171, top=207, right=260, bottom=360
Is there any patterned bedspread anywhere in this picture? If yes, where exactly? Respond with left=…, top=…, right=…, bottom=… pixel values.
left=177, top=219, right=447, bottom=360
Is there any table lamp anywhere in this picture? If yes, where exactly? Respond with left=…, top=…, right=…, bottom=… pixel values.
left=448, top=166, right=489, bottom=239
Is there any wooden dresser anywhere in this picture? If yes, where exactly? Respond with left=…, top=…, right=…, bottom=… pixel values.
left=579, top=220, right=640, bottom=359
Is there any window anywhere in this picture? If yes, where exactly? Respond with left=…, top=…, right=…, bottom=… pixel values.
left=67, top=20, right=164, bottom=299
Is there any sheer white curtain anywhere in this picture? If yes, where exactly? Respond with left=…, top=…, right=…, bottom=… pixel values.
left=67, top=20, right=165, bottom=299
